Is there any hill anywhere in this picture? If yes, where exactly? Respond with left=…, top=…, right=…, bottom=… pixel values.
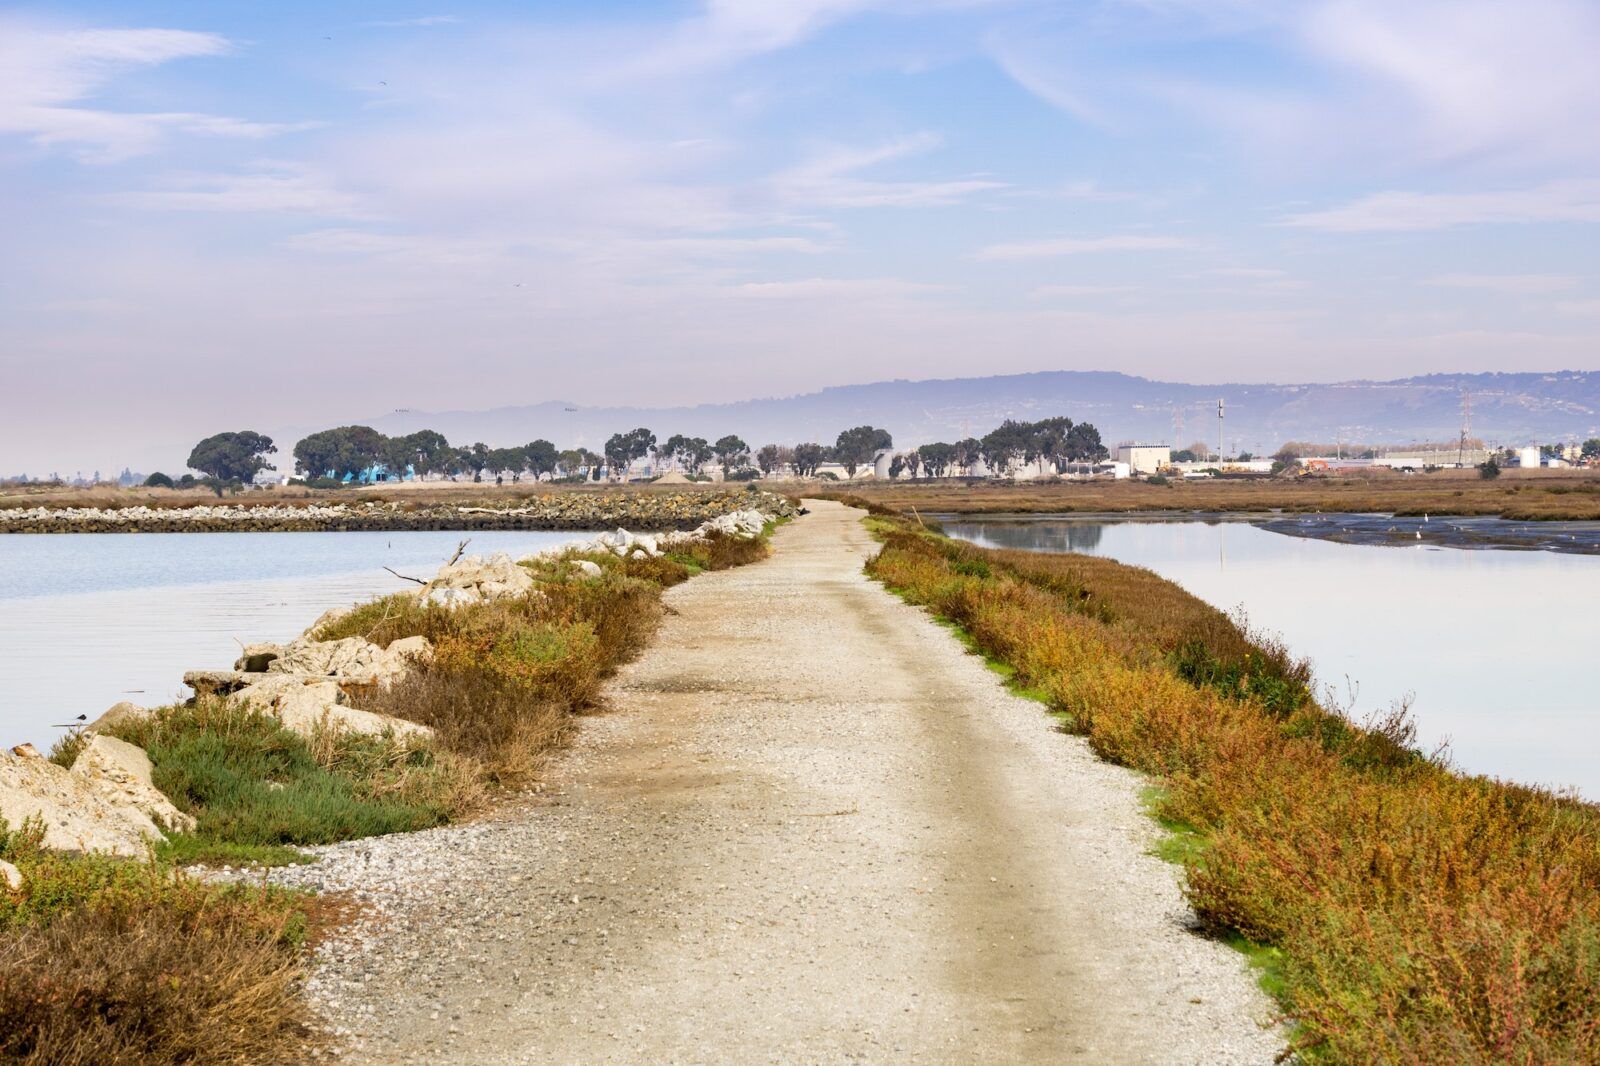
left=359, top=370, right=1600, bottom=454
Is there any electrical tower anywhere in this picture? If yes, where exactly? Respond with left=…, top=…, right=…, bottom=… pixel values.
left=1457, top=391, right=1472, bottom=467
left=1217, top=398, right=1225, bottom=462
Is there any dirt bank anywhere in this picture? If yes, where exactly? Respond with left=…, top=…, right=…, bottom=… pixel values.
left=269, top=499, right=1280, bottom=1063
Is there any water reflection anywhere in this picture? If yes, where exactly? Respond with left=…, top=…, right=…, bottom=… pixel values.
left=941, top=517, right=1600, bottom=799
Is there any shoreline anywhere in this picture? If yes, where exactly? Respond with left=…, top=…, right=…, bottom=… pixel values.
left=0, top=490, right=773, bottom=534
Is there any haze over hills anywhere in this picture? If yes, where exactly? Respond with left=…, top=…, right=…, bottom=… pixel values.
left=359, top=370, right=1600, bottom=460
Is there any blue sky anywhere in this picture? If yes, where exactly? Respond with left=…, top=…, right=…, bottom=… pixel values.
left=3, top=0, right=1599, bottom=472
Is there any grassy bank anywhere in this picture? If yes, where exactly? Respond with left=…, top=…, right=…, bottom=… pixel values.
left=860, top=509, right=1600, bottom=1063
left=821, top=468, right=1600, bottom=521
left=4, top=526, right=774, bottom=1061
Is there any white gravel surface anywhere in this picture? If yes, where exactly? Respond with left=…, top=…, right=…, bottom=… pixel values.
left=268, top=499, right=1283, bottom=1063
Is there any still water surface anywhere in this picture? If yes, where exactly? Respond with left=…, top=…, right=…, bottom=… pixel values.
left=940, top=516, right=1600, bottom=799
left=0, top=531, right=592, bottom=752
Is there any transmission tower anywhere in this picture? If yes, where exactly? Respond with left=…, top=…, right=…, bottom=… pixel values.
left=1457, top=391, right=1473, bottom=467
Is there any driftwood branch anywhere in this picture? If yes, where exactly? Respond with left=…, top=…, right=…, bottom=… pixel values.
left=446, top=538, right=470, bottom=566
left=383, top=566, right=427, bottom=585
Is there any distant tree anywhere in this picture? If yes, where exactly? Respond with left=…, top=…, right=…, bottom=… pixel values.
left=1065, top=422, right=1107, bottom=463
left=901, top=450, right=922, bottom=479
left=486, top=446, right=527, bottom=482
left=792, top=442, right=827, bottom=477
left=918, top=442, right=955, bottom=478
left=1030, top=417, right=1073, bottom=474
left=834, top=425, right=892, bottom=479
left=952, top=438, right=982, bottom=473
left=523, top=439, right=558, bottom=481
left=1582, top=438, right=1600, bottom=461
left=713, top=434, right=751, bottom=473
left=755, top=444, right=783, bottom=476
left=1237, top=451, right=1255, bottom=462
left=1478, top=456, right=1501, bottom=479
left=1174, top=449, right=1197, bottom=463
left=467, top=442, right=491, bottom=482
left=980, top=420, right=1034, bottom=475
left=402, top=430, right=452, bottom=478
left=605, top=427, right=656, bottom=480
left=888, top=454, right=906, bottom=480
left=665, top=436, right=714, bottom=474
left=143, top=472, right=175, bottom=488
left=187, top=431, right=276, bottom=482
left=293, top=426, right=383, bottom=480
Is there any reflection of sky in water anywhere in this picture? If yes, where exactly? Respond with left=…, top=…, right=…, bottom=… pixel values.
left=942, top=519, right=1600, bottom=800
left=0, top=530, right=591, bottom=751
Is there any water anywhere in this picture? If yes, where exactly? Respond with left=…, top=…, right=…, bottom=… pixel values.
left=0, top=530, right=594, bottom=752
left=939, top=516, right=1600, bottom=799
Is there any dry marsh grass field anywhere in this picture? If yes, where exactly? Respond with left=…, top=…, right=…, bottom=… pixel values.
left=0, top=479, right=735, bottom=511
left=822, top=468, right=1600, bottom=520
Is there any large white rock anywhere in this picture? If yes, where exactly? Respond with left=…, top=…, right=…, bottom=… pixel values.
left=0, top=748, right=165, bottom=857
left=71, top=734, right=196, bottom=833
left=86, top=700, right=150, bottom=733
left=422, top=552, right=535, bottom=605
left=231, top=675, right=434, bottom=743
left=0, top=859, right=20, bottom=891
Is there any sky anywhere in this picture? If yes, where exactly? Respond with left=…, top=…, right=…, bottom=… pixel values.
left=3, top=0, right=1599, bottom=475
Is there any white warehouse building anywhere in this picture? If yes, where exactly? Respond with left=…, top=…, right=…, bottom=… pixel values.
left=1115, top=444, right=1172, bottom=476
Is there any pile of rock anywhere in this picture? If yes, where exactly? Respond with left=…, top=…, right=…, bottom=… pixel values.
left=1, top=736, right=194, bottom=860
left=0, top=490, right=796, bottom=534
left=184, top=632, right=436, bottom=743
left=537, top=507, right=775, bottom=562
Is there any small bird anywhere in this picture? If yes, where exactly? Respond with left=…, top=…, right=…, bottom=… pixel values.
left=74, top=714, right=86, bottom=721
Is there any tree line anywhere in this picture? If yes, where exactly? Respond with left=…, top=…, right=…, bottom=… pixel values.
left=168, top=416, right=1106, bottom=488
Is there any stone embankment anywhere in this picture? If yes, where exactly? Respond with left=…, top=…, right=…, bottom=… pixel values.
left=0, top=489, right=793, bottom=534
left=0, top=507, right=781, bottom=884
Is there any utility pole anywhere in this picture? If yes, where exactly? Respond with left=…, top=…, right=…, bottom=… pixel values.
left=1217, top=398, right=1225, bottom=463
left=1457, top=391, right=1472, bottom=467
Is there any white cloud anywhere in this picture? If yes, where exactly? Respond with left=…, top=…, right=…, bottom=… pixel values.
left=733, top=277, right=945, bottom=299
left=112, top=165, right=367, bottom=215
left=1029, top=284, right=1136, bottom=299
left=0, top=20, right=301, bottom=162
left=1426, top=273, right=1581, bottom=295
left=976, top=235, right=1190, bottom=260
left=773, top=134, right=1005, bottom=209
left=1282, top=181, right=1600, bottom=231
left=362, top=16, right=461, bottom=28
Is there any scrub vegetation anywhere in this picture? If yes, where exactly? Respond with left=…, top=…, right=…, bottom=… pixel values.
left=2, top=525, right=774, bottom=1061
left=860, top=508, right=1600, bottom=1063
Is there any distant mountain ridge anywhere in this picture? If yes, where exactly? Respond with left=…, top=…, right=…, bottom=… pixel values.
left=361, top=370, right=1600, bottom=455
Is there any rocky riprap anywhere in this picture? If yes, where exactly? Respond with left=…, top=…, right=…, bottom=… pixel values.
left=0, top=489, right=795, bottom=534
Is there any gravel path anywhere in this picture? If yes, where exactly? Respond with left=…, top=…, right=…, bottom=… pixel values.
left=273, top=499, right=1283, bottom=1063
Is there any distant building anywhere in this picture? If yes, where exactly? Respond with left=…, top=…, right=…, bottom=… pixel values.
left=1516, top=446, right=1542, bottom=469
left=1115, top=444, right=1171, bottom=476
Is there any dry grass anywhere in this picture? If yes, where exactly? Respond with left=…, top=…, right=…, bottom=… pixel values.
left=0, top=822, right=314, bottom=1065
left=342, top=531, right=770, bottom=784
left=864, top=517, right=1600, bottom=1063
left=820, top=468, right=1600, bottom=521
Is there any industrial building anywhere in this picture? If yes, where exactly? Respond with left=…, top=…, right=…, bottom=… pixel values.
left=1115, top=443, right=1171, bottom=476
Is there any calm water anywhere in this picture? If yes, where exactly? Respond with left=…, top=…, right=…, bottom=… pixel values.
left=0, top=531, right=592, bottom=751
left=940, top=516, right=1600, bottom=799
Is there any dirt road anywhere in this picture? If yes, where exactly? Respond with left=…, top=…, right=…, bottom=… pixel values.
left=287, top=500, right=1281, bottom=1063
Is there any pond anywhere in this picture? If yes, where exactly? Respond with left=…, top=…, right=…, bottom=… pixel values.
left=939, top=515, right=1600, bottom=799
left=0, top=530, right=593, bottom=752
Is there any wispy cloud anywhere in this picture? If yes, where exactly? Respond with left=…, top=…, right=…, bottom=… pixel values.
left=732, top=277, right=945, bottom=300
left=1282, top=181, right=1600, bottom=232
left=976, top=235, right=1190, bottom=260
left=773, top=134, right=1005, bottom=209
left=1426, top=273, right=1581, bottom=295
left=111, top=164, right=366, bottom=215
left=1029, top=284, right=1137, bottom=299
left=362, top=16, right=460, bottom=28
left=0, top=20, right=302, bottom=162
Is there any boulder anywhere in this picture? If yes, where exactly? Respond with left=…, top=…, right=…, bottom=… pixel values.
left=269, top=635, right=388, bottom=678
left=231, top=675, right=434, bottom=743
left=0, top=859, right=20, bottom=892
left=304, top=604, right=353, bottom=639
left=573, top=560, right=604, bottom=578
left=71, top=734, right=196, bottom=833
left=0, top=749, right=165, bottom=857
left=184, top=669, right=253, bottom=699
left=422, top=552, right=535, bottom=605
left=87, top=701, right=150, bottom=733
left=234, top=642, right=283, bottom=672
left=386, top=635, right=433, bottom=666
